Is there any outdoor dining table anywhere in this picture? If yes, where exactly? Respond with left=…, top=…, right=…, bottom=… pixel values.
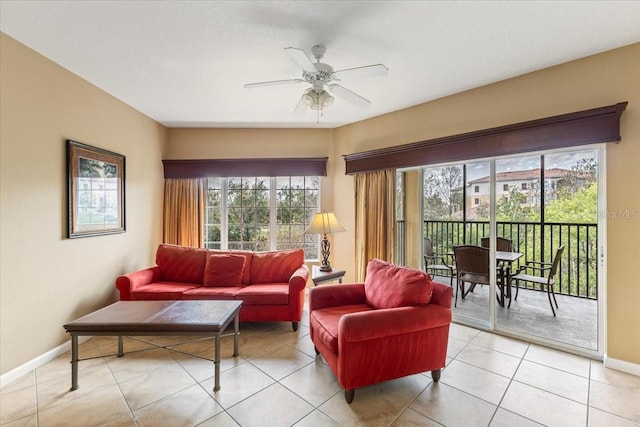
left=448, top=249, right=523, bottom=307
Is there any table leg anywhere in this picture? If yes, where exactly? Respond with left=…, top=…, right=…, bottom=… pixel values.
left=70, top=335, right=78, bottom=391
left=117, top=336, right=124, bottom=357
left=506, top=264, right=512, bottom=308
left=233, top=312, right=239, bottom=357
left=214, top=335, right=221, bottom=392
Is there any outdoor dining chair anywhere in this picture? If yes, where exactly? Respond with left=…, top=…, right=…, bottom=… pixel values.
left=480, top=237, right=513, bottom=252
left=512, top=245, right=566, bottom=316
left=424, top=237, right=456, bottom=287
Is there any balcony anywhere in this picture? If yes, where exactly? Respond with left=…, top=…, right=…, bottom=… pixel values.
left=398, top=219, right=599, bottom=350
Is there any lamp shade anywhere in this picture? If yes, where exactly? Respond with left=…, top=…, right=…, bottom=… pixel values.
left=304, top=212, right=345, bottom=234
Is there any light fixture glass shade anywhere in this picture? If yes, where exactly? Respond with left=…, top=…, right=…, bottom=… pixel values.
left=302, top=88, right=334, bottom=111
left=304, top=212, right=345, bottom=235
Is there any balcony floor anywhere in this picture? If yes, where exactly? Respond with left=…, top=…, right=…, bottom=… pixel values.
left=432, top=275, right=598, bottom=351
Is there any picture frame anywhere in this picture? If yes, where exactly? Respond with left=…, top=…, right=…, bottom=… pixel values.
left=67, top=140, right=125, bottom=238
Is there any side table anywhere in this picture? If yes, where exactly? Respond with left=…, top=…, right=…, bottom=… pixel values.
left=312, top=265, right=346, bottom=286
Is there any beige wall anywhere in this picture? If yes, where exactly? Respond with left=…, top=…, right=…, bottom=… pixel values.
left=333, top=42, right=640, bottom=365
left=0, top=33, right=167, bottom=374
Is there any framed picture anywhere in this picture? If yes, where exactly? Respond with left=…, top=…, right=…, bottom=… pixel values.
left=67, top=140, right=125, bottom=238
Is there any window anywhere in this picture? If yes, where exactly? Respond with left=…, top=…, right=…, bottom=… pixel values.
left=503, top=184, right=509, bottom=191
left=521, top=183, right=527, bottom=190
left=474, top=185, right=480, bottom=193
left=474, top=198, right=480, bottom=205
left=204, top=176, right=320, bottom=259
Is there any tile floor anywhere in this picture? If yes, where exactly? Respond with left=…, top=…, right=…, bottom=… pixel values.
left=1, top=297, right=639, bottom=427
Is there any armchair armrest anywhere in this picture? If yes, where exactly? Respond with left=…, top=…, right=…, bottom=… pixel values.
left=115, top=266, right=160, bottom=300
left=430, top=281, right=453, bottom=308
left=288, top=265, right=309, bottom=293
left=309, top=283, right=366, bottom=311
left=339, top=304, right=451, bottom=343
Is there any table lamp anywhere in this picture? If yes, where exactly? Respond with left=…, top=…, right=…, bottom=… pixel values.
left=304, top=212, right=345, bottom=272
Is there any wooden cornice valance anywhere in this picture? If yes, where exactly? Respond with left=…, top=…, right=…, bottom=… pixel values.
left=163, top=157, right=328, bottom=178
left=343, top=102, right=628, bottom=174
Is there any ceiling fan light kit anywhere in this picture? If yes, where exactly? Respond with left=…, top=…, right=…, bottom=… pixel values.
left=244, top=45, right=388, bottom=121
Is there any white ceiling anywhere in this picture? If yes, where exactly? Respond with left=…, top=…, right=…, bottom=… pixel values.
left=2, top=1, right=639, bottom=129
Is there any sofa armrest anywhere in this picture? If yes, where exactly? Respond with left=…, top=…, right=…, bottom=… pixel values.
left=339, top=304, right=451, bottom=343
left=309, top=283, right=367, bottom=311
left=430, top=281, right=453, bottom=308
left=288, top=265, right=310, bottom=293
left=115, top=266, right=160, bottom=300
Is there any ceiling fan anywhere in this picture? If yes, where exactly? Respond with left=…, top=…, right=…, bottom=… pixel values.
left=244, top=45, right=388, bottom=116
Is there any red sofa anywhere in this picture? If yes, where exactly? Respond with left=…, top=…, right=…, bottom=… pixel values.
left=309, top=259, right=452, bottom=402
left=115, top=244, right=309, bottom=331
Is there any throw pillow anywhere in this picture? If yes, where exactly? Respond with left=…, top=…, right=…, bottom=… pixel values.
left=203, top=254, right=246, bottom=287
left=364, top=258, right=434, bottom=309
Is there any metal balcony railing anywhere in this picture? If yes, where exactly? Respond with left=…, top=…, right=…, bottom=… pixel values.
left=398, top=220, right=598, bottom=299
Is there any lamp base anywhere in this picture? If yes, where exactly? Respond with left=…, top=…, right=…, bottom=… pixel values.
left=319, top=265, right=332, bottom=272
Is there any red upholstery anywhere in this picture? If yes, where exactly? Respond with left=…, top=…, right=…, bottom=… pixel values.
left=156, top=244, right=207, bottom=284
left=203, top=254, right=246, bottom=287
left=115, top=245, right=309, bottom=330
left=364, top=258, right=434, bottom=308
left=309, top=262, right=452, bottom=403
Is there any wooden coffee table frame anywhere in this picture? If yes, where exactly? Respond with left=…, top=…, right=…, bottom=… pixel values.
left=64, top=300, right=242, bottom=393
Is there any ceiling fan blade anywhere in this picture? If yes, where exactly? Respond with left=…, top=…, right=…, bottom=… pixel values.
left=329, top=84, right=371, bottom=107
left=244, top=78, right=304, bottom=88
left=284, top=47, right=317, bottom=72
left=332, top=64, right=389, bottom=80
left=293, top=93, right=308, bottom=114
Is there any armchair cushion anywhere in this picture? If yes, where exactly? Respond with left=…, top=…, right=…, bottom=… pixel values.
left=203, top=254, right=246, bottom=287
left=364, top=258, right=433, bottom=309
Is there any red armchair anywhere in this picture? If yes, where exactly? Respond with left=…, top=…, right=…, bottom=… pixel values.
left=309, top=259, right=452, bottom=403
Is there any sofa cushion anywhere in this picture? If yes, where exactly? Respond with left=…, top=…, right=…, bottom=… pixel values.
left=250, top=249, right=304, bottom=284
left=182, top=287, right=241, bottom=299
left=234, top=284, right=289, bottom=305
left=130, top=282, right=198, bottom=300
left=156, top=244, right=207, bottom=284
left=310, top=304, right=374, bottom=354
left=209, top=250, right=254, bottom=285
left=203, top=254, right=246, bottom=287
left=364, top=259, right=433, bottom=309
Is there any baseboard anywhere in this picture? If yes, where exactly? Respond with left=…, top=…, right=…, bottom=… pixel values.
left=604, top=355, right=640, bottom=376
left=0, top=337, right=90, bottom=389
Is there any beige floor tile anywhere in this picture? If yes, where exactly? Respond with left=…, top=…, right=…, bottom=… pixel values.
left=0, top=383, right=36, bottom=425
left=591, top=361, right=640, bottom=393
left=36, top=358, right=117, bottom=412
left=134, top=384, right=223, bottom=427
left=248, top=344, right=314, bottom=381
left=201, top=361, right=275, bottom=408
left=524, top=344, right=590, bottom=377
left=196, top=411, right=241, bottom=426
left=589, top=380, right=640, bottom=423
left=171, top=350, right=246, bottom=383
left=440, top=360, right=511, bottom=405
left=588, top=407, right=640, bottom=427
left=447, top=336, right=469, bottom=359
left=0, top=414, right=38, bottom=427
left=294, top=409, right=343, bottom=427
left=514, top=360, right=589, bottom=404
left=410, top=382, right=496, bottom=427
left=471, top=331, right=529, bottom=358
left=115, top=357, right=196, bottom=410
left=319, top=374, right=432, bottom=427
left=294, top=333, right=318, bottom=358
left=279, top=358, right=341, bottom=406
left=1, top=371, right=35, bottom=395
left=501, top=381, right=587, bottom=427
left=490, top=408, right=543, bottom=426
left=456, top=343, right=522, bottom=378
left=391, top=408, right=441, bottom=426
left=226, top=382, right=314, bottom=426
left=98, top=413, right=138, bottom=427
left=37, top=384, right=131, bottom=427
left=449, top=323, right=482, bottom=342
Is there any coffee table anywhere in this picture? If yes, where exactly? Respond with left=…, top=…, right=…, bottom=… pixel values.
left=63, top=300, right=242, bottom=392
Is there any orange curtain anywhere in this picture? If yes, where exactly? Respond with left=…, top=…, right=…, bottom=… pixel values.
left=163, top=178, right=205, bottom=247
left=354, top=169, right=396, bottom=281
